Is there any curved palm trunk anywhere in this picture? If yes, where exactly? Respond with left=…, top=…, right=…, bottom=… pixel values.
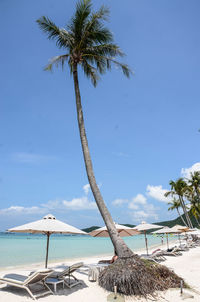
left=179, top=196, right=192, bottom=228
left=72, top=63, right=133, bottom=258
left=195, top=187, right=200, bottom=203
left=194, top=214, right=200, bottom=227
left=176, top=208, right=187, bottom=227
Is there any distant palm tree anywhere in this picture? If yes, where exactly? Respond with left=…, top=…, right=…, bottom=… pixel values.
left=188, top=171, right=200, bottom=202
left=37, top=0, right=133, bottom=258
left=168, top=198, right=187, bottom=226
left=189, top=198, right=200, bottom=227
left=165, top=178, right=193, bottom=228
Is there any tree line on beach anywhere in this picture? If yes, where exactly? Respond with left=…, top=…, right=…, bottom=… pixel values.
left=166, top=172, right=200, bottom=229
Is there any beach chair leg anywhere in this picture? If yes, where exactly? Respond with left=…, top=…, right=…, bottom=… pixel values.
left=43, top=282, right=54, bottom=295
left=25, top=286, right=37, bottom=300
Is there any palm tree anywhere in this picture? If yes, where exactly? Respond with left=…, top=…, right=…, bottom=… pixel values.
left=165, top=178, right=193, bottom=228
left=36, top=1, right=182, bottom=296
left=189, top=198, right=200, bottom=227
left=188, top=171, right=200, bottom=202
left=168, top=198, right=187, bottom=226
left=37, top=0, right=133, bottom=259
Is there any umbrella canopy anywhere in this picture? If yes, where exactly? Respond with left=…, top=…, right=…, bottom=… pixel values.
left=164, top=225, right=189, bottom=233
left=8, top=214, right=87, bottom=268
left=133, top=221, right=163, bottom=255
left=132, top=221, right=163, bottom=231
left=152, top=227, right=170, bottom=234
left=89, top=222, right=140, bottom=237
left=161, top=225, right=190, bottom=246
left=152, top=227, right=171, bottom=249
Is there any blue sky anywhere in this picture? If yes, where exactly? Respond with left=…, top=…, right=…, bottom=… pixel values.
left=0, top=0, right=200, bottom=230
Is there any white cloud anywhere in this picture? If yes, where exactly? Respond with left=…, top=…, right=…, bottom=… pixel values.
left=0, top=206, right=46, bottom=215
left=0, top=184, right=97, bottom=217
left=41, top=200, right=61, bottom=210
left=133, top=194, right=147, bottom=205
left=11, top=152, right=55, bottom=164
left=128, top=194, right=146, bottom=210
left=113, top=152, right=129, bottom=158
left=62, top=197, right=96, bottom=210
left=128, top=203, right=139, bottom=210
left=181, top=162, right=200, bottom=179
left=146, top=185, right=170, bottom=203
left=112, top=198, right=129, bottom=206
left=112, top=193, right=158, bottom=223
left=83, top=184, right=90, bottom=195
left=129, top=203, right=158, bottom=223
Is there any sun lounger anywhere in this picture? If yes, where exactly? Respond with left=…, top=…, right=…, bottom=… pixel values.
left=47, top=262, right=83, bottom=289
left=140, top=253, right=165, bottom=263
left=0, top=269, right=53, bottom=300
left=161, top=250, right=181, bottom=257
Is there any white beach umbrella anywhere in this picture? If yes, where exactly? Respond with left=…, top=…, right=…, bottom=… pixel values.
left=132, top=221, right=163, bottom=255
left=169, top=225, right=189, bottom=232
left=163, top=225, right=189, bottom=245
left=152, top=227, right=171, bottom=249
left=8, top=214, right=87, bottom=268
left=89, top=222, right=140, bottom=237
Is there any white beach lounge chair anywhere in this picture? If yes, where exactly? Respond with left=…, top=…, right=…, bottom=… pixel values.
left=0, top=269, right=53, bottom=300
left=47, top=262, right=83, bottom=289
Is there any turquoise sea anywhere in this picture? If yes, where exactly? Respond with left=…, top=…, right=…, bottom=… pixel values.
left=0, top=232, right=176, bottom=268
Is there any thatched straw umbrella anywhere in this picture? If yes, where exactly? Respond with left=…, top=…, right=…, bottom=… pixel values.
left=132, top=221, right=163, bottom=255
left=8, top=214, right=87, bottom=268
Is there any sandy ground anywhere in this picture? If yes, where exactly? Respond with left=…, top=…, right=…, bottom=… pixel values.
left=0, top=243, right=200, bottom=302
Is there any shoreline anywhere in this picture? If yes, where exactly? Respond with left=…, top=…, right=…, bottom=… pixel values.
left=0, top=238, right=178, bottom=272
left=1, top=240, right=200, bottom=301
left=1, top=243, right=200, bottom=301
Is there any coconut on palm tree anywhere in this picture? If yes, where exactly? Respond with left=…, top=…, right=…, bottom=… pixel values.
left=37, top=0, right=183, bottom=296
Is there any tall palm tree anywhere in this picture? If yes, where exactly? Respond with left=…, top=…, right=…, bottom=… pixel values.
left=37, top=0, right=133, bottom=258
left=165, top=178, right=193, bottom=228
left=36, top=1, right=182, bottom=295
left=189, top=198, right=200, bottom=227
left=168, top=198, right=187, bottom=226
left=188, top=171, right=200, bottom=202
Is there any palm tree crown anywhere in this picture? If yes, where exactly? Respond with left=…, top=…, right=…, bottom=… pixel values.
left=37, top=0, right=131, bottom=86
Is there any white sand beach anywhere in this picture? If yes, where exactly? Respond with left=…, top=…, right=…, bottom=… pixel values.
left=0, top=243, right=200, bottom=302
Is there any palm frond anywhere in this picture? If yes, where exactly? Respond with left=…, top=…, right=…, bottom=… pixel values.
left=77, top=6, right=112, bottom=49
left=83, top=44, right=124, bottom=58
left=82, top=53, right=132, bottom=78
left=68, top=0, right=91, bottom=43
left=37, top=0, right=132, bottom=83
left=81, top=59, right=99, bottom=86
left=44, top=54, right=69, bottom=71
left=37, top=16, right=73, bottom=49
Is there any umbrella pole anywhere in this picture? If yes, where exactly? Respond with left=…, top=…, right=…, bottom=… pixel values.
left=178, top=234, right=181, bottom=245
left=144, top=231, right=148, bottom=255
left=166, top=234, right=169, bottom=250
left=45, top=232, right=50, bottom=268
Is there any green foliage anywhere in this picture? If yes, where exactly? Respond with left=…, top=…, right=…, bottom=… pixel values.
left=82, top=226, right=100, bottom=233
left=37, top=0, right=132, bottom=86
left=82, top=214, right=200, bottom=233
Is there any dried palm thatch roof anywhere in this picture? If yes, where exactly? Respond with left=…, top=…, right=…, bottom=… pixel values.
left=98, top=255, right=185, bottom=297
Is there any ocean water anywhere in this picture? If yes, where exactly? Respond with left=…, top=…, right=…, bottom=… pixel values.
left=0, top=232, right=176, bottom=268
